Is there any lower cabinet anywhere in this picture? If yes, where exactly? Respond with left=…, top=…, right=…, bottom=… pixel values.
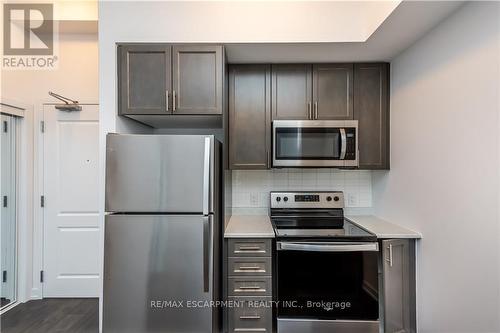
left=380, top=239, right=417, bottom=333
left=228, top=297, right=273, bottom=333
left=223, top=238, right=415, bottom=333
left=225, top=238, right=274, bottom=333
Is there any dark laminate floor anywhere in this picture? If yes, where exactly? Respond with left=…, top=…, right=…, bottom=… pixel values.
left=1, top=298, right=98, bottom=333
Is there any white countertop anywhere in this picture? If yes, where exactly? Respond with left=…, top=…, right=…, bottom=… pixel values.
left=346, top=215, right=422, bottom=239
left=224, top=215, right=275, bottom=238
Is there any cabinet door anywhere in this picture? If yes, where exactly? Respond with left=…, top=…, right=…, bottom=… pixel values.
left=118, top=44, right=171, bottom=115
left=312, top=64, right=353, bottom=120
left=354, top=63, right=390, bottom=169
left=272, top=64, right=312, bottom=120
left=172, top=45, right=223, bottom=115
left=382, top=239, right=416, bottom=333
left=229, top=65, right=271, bottom=169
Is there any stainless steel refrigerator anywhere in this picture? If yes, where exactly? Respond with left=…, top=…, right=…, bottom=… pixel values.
left=103, top=134, right=221, bottom=333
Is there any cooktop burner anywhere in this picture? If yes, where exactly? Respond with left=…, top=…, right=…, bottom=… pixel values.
left=270, top=191, right=376, bottom=242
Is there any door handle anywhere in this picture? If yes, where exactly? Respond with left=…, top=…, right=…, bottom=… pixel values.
left=203, top=216, right=212, bottom=292
left=340, top=128, right=347, bottom=160
left=202, top=137, right=211, bottom=215
left=172, top=90, right=176, bottom=111
left=386, top=244, right=393, bottom=267
left=277, top=242, right=378, bottom=252
left=165, top=90, right=169, bottom=112
left=314, top=101, right=318, bottom=119
left=307, top=102, right=312, bottom=119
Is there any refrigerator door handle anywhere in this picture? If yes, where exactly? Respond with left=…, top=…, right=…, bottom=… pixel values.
left=203, top=215, right=212, bottom=293
left=202, top=137, right=211, bottom=215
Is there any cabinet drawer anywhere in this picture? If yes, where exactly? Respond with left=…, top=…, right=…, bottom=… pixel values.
left=228, top=277, right=272, bottom=297
left=228, top=239, right=271, bottom=257
left=228, top=257, right=272, bottom=277
left=228, top=297, right=273, bottom=333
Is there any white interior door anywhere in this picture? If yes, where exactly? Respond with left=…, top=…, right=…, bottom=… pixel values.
left=1, top=115, right=17, bottom=306
left=43, top=104, right=100, bottom=297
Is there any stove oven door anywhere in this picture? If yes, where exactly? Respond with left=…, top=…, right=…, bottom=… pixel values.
left=276, top=241, right=380, bottom=333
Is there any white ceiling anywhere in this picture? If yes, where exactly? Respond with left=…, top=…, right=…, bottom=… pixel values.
left=225, top=1, right=465, bottom=63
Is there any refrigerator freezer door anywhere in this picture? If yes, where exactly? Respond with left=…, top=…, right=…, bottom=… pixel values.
left=105, top=134, right=214, bottom=213
left=103, top=214, right=215, bottom=333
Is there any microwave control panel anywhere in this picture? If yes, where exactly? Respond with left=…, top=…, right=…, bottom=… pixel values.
left=345, top=128, right=357, bottom=160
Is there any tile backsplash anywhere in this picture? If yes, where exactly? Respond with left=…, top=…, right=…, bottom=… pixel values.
left=232, top=169, right=372, bottom=209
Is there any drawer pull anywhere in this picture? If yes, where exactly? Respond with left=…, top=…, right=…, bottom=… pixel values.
left=238, top=286, right=262, bottom=290
left=239, top=246, right=262, bottom=251
left=234, top=329, right=266, bottom=332
left=235, top=289, right=265, bottom=293
left=239, top=315, right=261, bottom=320
left=238, top=266, right=261, bottom=270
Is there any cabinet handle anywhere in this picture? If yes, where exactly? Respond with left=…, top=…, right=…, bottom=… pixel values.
left=236, top=286, right=265, bottom=292
left=238, top=266, right=261, bottom=270
left=386, top=244, right=393, bottom=267
left=238, top=286, right=261, bottom=290
left=307, top=102, right=312, bottom=119
left=239, top=315, right=261, bottom=320
left=266, top=149, right=269, bottom=168
left=234, top=329, right=266, bottom=332
left=239, top=246, right=261, bottom=251
left=172, top=90, right=176, bottom=111
left=314, top=101, right=318, bottom=119
left=166, top=90, right=169, bottom=111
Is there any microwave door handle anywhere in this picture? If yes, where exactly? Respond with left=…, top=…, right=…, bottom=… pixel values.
left=340, top=128, right=347, bottom=160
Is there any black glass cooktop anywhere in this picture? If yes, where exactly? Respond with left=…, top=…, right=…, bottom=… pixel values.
left=270, top=210, right=376, bottom=241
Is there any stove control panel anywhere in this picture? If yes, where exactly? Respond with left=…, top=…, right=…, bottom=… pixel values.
left=270, top=191, right=344, bottom=209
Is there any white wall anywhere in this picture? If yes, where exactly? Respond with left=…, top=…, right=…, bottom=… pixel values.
left=2, top=33, right=98, bottom=105
left=98, top=1, right=398, bottom=44
left=373, top=2, right=500, bottom=332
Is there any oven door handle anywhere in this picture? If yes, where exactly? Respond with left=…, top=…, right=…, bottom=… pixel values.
left=277, top=242, right=378, bottom=252
left=340, top=128, right=347, bottom=160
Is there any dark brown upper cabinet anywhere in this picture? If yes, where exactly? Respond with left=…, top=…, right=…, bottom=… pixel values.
left=229, top=65, right=271, bottom=169
left=313, top=64, right=353, bottom=120
left=272, top=64, right=312, bottom=120
left=118, top=44, right=223, bottom=116
left=272, top=64, right=353, bottom=120
left=172, top=45, right=223, bottom=115
left=119, top=44, right=171, bottom=115
left=354, top=63, right=390, bottom=169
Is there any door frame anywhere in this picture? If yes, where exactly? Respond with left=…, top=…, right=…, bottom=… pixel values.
left=0, top=99, right=31, bottom=314
left=34, top=103, right=100, bottom=299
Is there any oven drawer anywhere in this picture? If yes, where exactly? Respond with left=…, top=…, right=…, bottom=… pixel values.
left=228, top=297, right=273, bottom=333
left=228, top=277, right=272, bottom=296
left=277, top=318, right=379, bottom=333
left=228, top=239, right=271, bottom=257
left=228, top=257, right=272, bottom=276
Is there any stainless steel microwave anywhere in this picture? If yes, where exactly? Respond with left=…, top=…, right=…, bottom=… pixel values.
left=272, top=120, right=358, bottom=168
